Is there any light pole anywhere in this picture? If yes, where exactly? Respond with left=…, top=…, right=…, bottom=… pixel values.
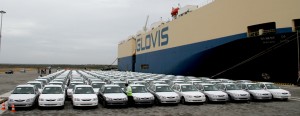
left=0, top=10, right=6, bottom=51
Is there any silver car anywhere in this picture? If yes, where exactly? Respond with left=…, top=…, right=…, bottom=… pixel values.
left=8, top=85, right=40, bottom=109
left=129, top=84, right=154, bottom=105
left=148, top=84, right=180, bottom=105
left=237, top=83, right=272, bottom=101
left=98, top=85, right=128, bottom=108
left=196, top=83, right=228, bottom=103
left=216, top=83, right=250, bottom=101
left=257, top=82, right=291, bottom=100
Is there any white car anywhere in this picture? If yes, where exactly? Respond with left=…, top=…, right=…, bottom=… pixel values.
left=237, top=83, right=272, bottom=101
left=38, top=85, right=65, bottom=109
left=216, top=83, right=250, bottom=101
left=129, top=84, right=155, bottom=105
left=172, top=83, right=206, bottom=104
left=99, top=85, right=128, bottom=108
left=91, top=82, right=106, bottom=95
left=8, top=85, right=40, bottom=109
left=258, top=82, right=291, bottom=100
left=67, top=82, right=84, bottom=98
left=27, top=81, right=44, bottom=93
left=148, top=84, right=180, bottom=105
left=72, top=85, right=98, bottom=108
left=196, top=83, right=228, bottom=103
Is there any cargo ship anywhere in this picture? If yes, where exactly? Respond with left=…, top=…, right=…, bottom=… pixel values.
left=118, top=0, right=300, bottom=85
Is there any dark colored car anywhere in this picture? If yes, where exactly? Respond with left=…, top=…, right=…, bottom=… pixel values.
left=5, top=70, right=14, bottom=74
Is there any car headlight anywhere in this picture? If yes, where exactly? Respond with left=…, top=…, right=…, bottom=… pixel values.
left=9, top=99, right=14, bottom=102
left=211, top=95, right=218, bottom=98
left=93, top=98, right=98, bottom=101
left=57, top=98, right=64, bottom=101
left=39, top=98, right=44, bottom=101
left=123, top=97, right=127, bottom=100
left=106, top=97, right=113, bottom=101
left=159, top=96, right=166, bottom=99
left=26, top=98, right=34, bottom=102
left=185, top=95, right=193, bottom=98
left=74, top=98, right=80, bottom=101
left=234, top=94, right=240, bottom=97
left=255, top=93, right=262, bottom=96
left=133, top=96, right=140, bottom=100
left=150, top=96, right=155, bottom=100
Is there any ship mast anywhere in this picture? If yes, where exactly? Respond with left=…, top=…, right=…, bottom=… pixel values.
left=143, top=15, right=149, bottom=32
left=297, top=29, right=300, bottom=85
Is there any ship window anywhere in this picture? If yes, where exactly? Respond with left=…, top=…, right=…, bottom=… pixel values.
left=141, top=64, right=149, bottom=69
left=293, top=19, right=300, bottom=32
left=247, top=22, right=276, bottom=37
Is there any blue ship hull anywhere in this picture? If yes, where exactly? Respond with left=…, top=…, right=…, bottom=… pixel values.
left=118, top=28, right=300, bottom=85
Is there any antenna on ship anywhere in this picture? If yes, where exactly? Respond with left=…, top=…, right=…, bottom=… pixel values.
left=143, top=15, right=149, bottom=32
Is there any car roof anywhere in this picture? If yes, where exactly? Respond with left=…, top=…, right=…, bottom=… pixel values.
left=217, top=83, right=235, bottom=85
left=154, top=84, right=169, bottom=86
left=129, top=84, right=144, bottom=87
left=50, top=81, right=63, bottom=84
left=198, top=83, right=214, bottom=85
left=103, top=84, right=120, bottom=87
left=240, top=83, right=257, bottom=84
left=74, top=85, right=91, bottom=87
left=175, top=83, right=193, bottom=86
left=44, top=85, right=62, bottom=88
left=257, top=82, right=274, bottom=84
left=27, top=81, right=42, bottom=84
left=70, top=81, right=84, bottom=84
left=91, top=81, right=106, bottom=84
left=17, top=84, right=35, bottom=87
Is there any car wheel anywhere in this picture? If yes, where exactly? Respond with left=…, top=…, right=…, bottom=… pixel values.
left=250, top=94, right=255, bottom=101
left=181, top=97, right=186, bottom=105
left=60, top=105, right=65, bottom=110
left=102, top=101, right=107, bottom=108
left=155, top=98, right=160, bottom=106
left=205, top=96, right=210, bottom=103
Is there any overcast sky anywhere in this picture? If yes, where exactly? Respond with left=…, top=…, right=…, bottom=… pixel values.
left=0, top=0, right=205, bottom=65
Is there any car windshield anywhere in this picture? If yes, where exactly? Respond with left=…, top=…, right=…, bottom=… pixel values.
left=28, top=83, right=42, bottom=89
left=42, top=87, right=63, bottom=94
left=181, top=85, right=198, bottom=92
left=104, top=87, right=122, bottom=93
left=74, top=87, right=94, bottom=94
left=203, top=85, right=219, bottom=91
left=92, top=83, right=105, bottom=88
left=68, top=83, right=83, bottom=89
left=12, top=87, right=34, bottom=94
left=132, top=86, right=148, bottom=93
left=226, top=84, right=241, bottom=90
left=156, top=86, right=173, bottom=92
left=247, top=84, right=262, bottom=90
left=265, top=84, right=280, bottom=89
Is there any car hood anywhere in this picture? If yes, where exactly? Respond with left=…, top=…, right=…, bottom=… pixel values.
left=67, top=89, right=73, bottom=93
left=73, top=94, right=97, bottom=99
left=181, top=92, right=205, bottom=96
left=10, top=94, right=36, bottom=100
left=104, top=93, right=127, bottom=98
left=267, top=89, right=289, bottom=93
left=248, top=90, right=270, bottom=94
left=227, top=90, right=249, bottom=95
left=93, top=88, right=100, bottom=93
left=156, top=92, right=178, bottom=97
left=132, top=93, right=153, bottom=98
left=205, top=91, right=227, bottom=96
left=40, top=94, right=65, bottom=99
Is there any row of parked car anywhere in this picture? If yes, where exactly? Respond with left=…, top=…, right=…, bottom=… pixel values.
left=7, top=70, right=292, bottom=109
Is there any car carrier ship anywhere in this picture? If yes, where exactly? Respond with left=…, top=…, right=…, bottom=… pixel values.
left=118, top=0, right=300, bottom=85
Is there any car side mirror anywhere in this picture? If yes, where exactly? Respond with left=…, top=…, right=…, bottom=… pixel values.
left=121, top=88, right=125, bottom=92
